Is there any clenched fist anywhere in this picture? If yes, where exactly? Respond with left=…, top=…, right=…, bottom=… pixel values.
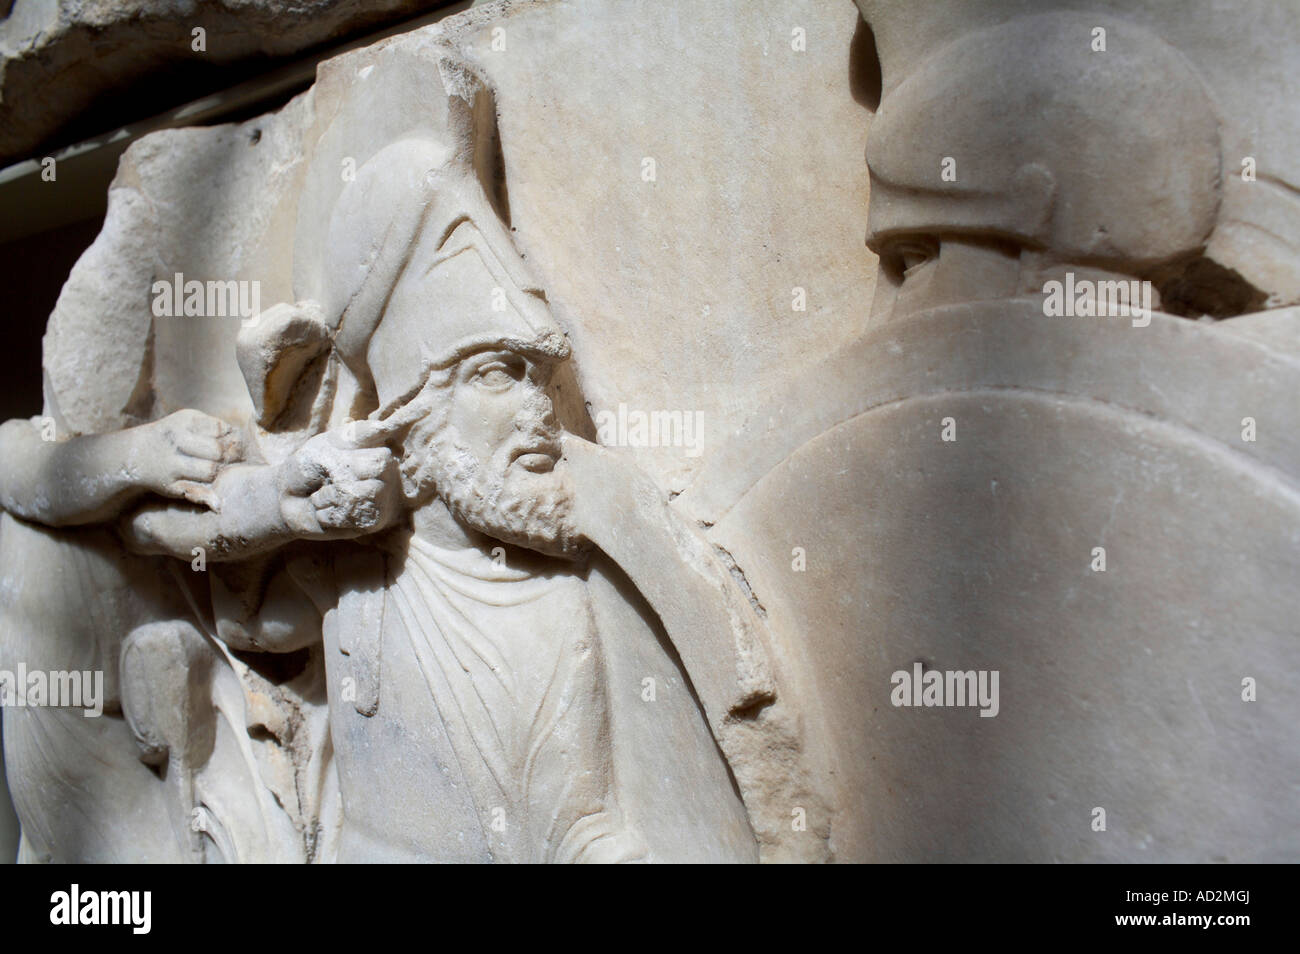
left=130, top=409, right=243, bottom=511
left=277, top=422, right=402, bottom=538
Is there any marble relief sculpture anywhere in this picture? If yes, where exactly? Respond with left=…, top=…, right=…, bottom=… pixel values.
left=0, top=43, right=793, bottom=863
left=0, top=0, right=1296, bottom=863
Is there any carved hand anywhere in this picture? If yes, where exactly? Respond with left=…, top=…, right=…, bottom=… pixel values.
left=128, top=409, right=244, bottom=511
left=277, top=423, right=402, bottom=538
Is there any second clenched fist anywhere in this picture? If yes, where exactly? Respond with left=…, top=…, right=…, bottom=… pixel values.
left=278, top=426, right=401, bottom=538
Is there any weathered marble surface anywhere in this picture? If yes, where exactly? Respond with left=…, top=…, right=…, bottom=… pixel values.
left=0, top=0, right=458, bottom=163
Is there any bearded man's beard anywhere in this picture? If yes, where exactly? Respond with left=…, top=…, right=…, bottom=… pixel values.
left=401, top=413, right=587, bottom=560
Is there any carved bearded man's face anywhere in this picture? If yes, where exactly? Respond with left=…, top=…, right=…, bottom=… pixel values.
left=398, top=348, right=585, bottom=559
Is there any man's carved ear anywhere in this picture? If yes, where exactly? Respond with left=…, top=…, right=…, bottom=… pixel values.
left=236, top=301, right=333, bottom=431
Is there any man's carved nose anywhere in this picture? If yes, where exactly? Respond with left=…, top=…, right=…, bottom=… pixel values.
left=518, top=391, right=557, bottom=429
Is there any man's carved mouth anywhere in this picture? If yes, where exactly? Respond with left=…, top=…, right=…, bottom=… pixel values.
left=510, top=440, right=561, bottom=473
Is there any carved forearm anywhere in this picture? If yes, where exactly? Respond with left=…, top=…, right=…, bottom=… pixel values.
left=122, top=427, right=405, bottom=561
left=0, top=417, right=146, bottom=526
left=121, top=462, right=295, bottom=561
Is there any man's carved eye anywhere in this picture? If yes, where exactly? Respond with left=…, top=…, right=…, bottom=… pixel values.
left=474, top=360, right=521, bottom=389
